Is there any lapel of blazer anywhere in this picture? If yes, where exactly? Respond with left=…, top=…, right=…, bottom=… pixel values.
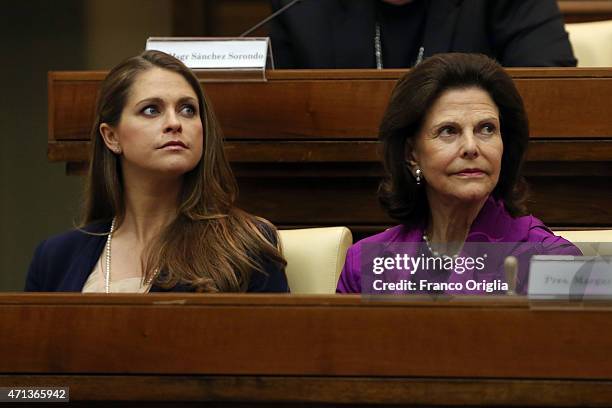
left=59, top=222, right=108, bottom=291
left=422, top=0, right=463, bottom=58
left=332, top=0, right=377, bottom=68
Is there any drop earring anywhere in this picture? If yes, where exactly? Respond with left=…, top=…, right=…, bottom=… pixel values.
left=415, top=168, right=422, bottom=186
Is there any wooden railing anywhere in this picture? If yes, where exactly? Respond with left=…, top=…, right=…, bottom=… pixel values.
left=2, top=294, right=612, bottom=405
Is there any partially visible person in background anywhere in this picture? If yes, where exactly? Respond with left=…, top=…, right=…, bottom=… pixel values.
left=269, top=0, right=577, bottom=69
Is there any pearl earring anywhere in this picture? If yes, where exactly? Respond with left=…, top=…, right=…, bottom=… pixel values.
left=415, top=168, right=422, bottom=185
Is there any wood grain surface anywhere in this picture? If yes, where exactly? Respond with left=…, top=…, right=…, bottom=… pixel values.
left=46, top=69, right=612, bottom=230
left=2, top=294, right=612, bottom=405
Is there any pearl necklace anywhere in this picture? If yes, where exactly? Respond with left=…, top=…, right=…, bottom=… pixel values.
left=104, top=218, right=157, bottom=293
left=103, top=218, right=115, bottom=293
left=422, top=233, right=459, bottom=259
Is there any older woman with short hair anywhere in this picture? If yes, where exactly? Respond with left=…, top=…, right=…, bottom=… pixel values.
left=337, top=53, right=580, bottom=295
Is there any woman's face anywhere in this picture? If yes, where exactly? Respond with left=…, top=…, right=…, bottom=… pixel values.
left=101, top=67, right=204, bottom=178
left=408, top=87, right=503, bottom=205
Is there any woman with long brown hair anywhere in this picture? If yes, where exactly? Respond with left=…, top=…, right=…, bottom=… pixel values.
left=26, top=50, right=288, bottom=293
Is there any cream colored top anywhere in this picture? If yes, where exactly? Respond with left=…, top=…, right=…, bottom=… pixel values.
left=82, top=257, right=151, bottom=293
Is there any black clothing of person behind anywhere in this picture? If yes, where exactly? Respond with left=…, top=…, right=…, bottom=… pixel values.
left=269, top=0, right=577, bottom=68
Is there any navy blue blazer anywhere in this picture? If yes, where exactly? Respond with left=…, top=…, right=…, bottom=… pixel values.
left=25, top=221, right=289, bottom=293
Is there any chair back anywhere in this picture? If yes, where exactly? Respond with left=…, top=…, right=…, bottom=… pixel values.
left=554, top=230, right=612, bottom=256
left=565, top=20, right=612, bottom=67
left=279, top=227, right=353, bottom=294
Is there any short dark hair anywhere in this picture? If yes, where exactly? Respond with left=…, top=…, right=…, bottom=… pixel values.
left=378, top=53, right=529, bottom=226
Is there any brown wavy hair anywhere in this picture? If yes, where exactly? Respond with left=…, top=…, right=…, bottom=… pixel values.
left=378, top=53, right=529, bottom=227
left=81, top=50, right=286, bottom=292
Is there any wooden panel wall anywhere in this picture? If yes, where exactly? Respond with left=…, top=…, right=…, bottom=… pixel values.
left=559, top=0, right=612, bottom=22
left=47, top=69, right=612, bottom=237
left=172, top=0, right=270, bottom=37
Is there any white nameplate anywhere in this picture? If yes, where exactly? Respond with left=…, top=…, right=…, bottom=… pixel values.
left=528, top=255, right=612, bottom=299
left=146, top=37, right=270, bottom=69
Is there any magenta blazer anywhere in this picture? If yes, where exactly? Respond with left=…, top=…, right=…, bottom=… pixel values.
left=337, top=196, right=581, bottom=295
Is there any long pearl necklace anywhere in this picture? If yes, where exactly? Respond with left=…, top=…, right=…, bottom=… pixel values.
left=422, top=232, right=459, bottom=259
left=103, top=219, right=115, bottom=293
left=104, top=218, right=157, bottom=293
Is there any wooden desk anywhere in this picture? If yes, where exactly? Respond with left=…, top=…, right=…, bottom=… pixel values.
left=2, top=294, right=612, bottom=406
left=47, top=69, right=612, bottom=236
left=560, top=0, right=612, bottom=23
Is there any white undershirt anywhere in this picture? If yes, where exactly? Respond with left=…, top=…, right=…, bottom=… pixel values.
left=82, top=257, right=152, bottom=293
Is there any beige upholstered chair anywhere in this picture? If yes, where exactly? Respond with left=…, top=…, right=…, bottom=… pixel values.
left=554, top=230, right=612, bottom=256
left=279, top=227, right=353, bottom=294
left=565, top=20, right=612, bottom=67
